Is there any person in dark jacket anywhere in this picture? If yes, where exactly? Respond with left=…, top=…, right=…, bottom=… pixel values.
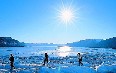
left=9, top=54, right=15, bottom=69
left=43, top=53, right=48, bottom=65
left=77, top=53, right=83, bottom=66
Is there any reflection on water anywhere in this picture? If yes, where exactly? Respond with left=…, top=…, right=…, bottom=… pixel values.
left=57, top=46, right=71, bottom=57
left=58, top=46, right=71, bottom=52
left=58, top=52, right=70, bottom=57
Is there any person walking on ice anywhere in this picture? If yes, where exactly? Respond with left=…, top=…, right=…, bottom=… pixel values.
left=77, top=53, right=83, bottom=66
left=43, top=53, right=48, bottom=65
left=9, top=54, right=15, bottom=69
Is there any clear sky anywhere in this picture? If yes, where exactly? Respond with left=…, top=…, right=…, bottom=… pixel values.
left=0, top=0, right=116, bottom=44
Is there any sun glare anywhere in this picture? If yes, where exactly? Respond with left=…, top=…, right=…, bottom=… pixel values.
left=58, top=46, right=71, bottom=52
left=59, top=8, right=74, bottom=24
left=57, top=46, right=71, bottom=57
left=56, top=1, right=77, bottom=25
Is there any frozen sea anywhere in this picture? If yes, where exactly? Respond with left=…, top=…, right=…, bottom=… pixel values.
left=0, top=46, right=116, bottom=73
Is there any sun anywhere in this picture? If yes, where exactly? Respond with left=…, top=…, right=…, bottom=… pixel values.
left=59, top=8, right=74, bottom=24
left=56, top=1, right=77, bottom=25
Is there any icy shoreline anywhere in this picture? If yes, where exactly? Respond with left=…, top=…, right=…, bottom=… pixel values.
left=0, top=47, right=116, bottom=73
left=0, top=54, right=116, bottom=73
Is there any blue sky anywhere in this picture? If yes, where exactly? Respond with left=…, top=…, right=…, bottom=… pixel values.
left=0, top=0, right=116, bottom=44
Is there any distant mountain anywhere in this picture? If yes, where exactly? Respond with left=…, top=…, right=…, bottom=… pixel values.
left=96, top=37, right=116, bottom=49
left=0, top=37, right=25, bottom=47
left=67, top=39, right=103, bottom=47
left=67, top=37, right=116, bottom=49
